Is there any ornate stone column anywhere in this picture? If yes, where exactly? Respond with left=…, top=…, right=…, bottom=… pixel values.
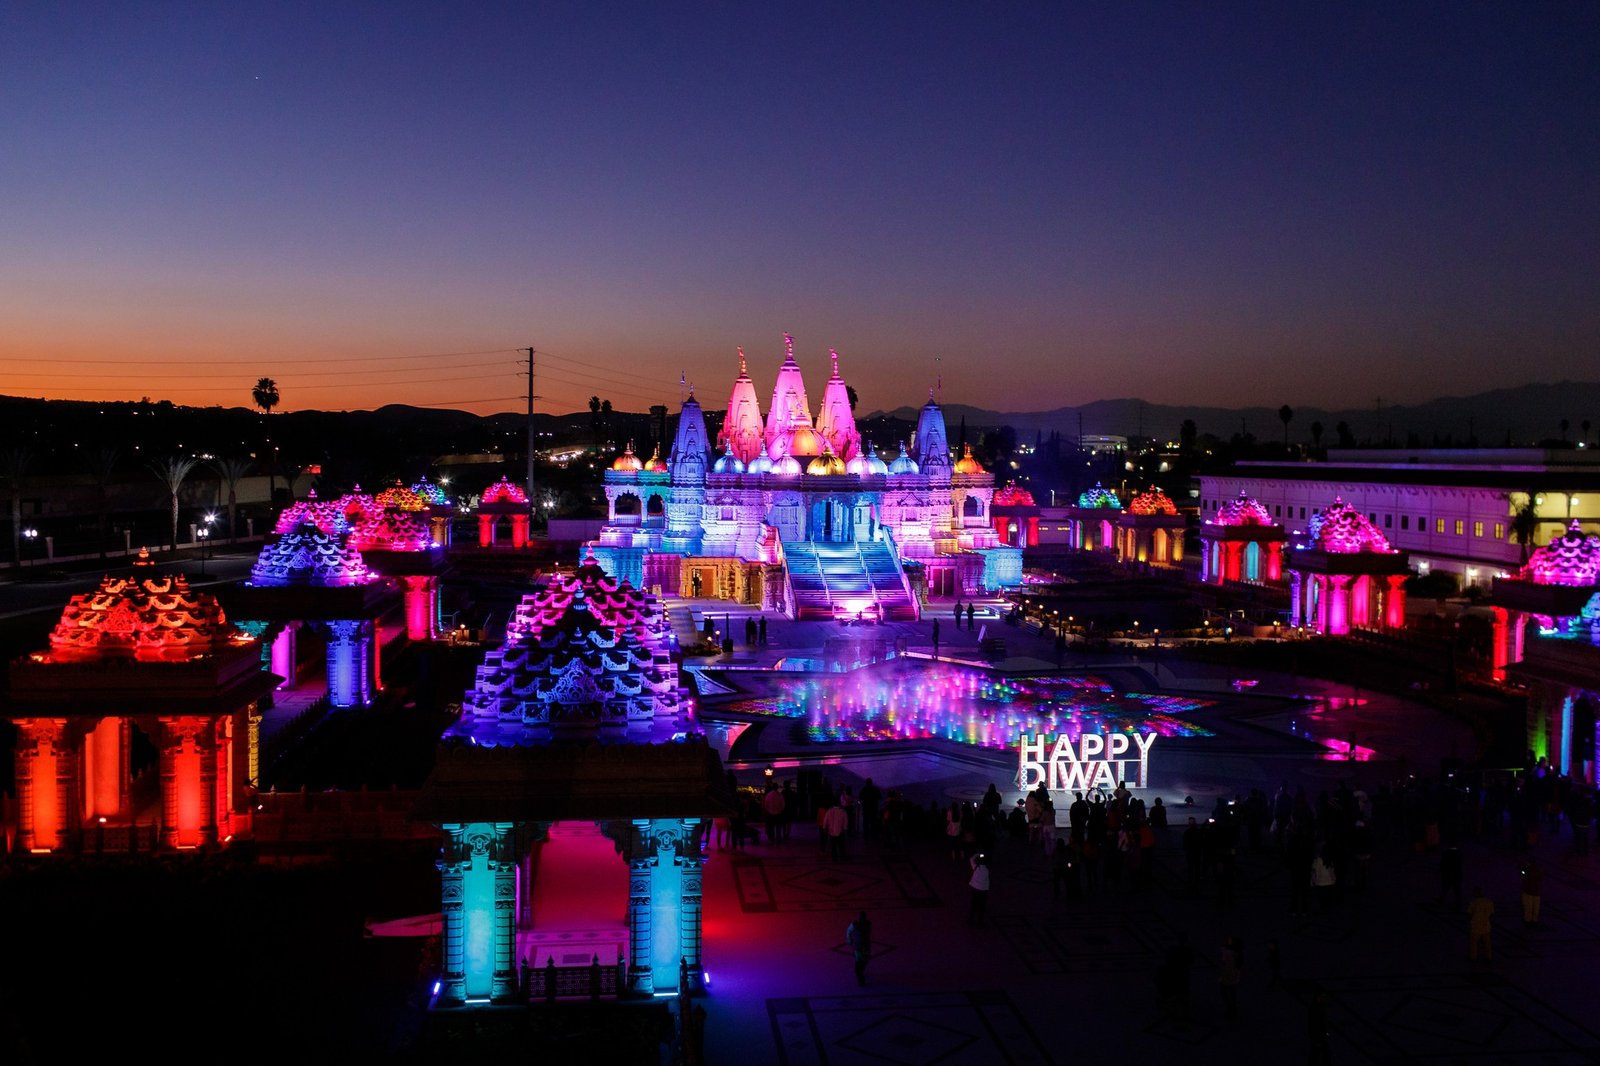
left=478, top=514, right=494, bottom=548
left=321, top=619, right=372, bottom=708
left=158, top=716, right=215, bottom=849
left=1326, top=575, right=1352, bottom=636
left=15, top=719, right=75, bottom=852
left=435, top=821, right=520, bottom=1005
left=1385, top=575, right=1408, bottom=630
left=402, top=575, right=437, bottom=641
left=1288, top=570, right=1304, bottom=627
left=1266, top=542, right=1284, bottom=582
left=627, top=818, right=657, bottom=995
left=676, top=817, right=706, bottom=986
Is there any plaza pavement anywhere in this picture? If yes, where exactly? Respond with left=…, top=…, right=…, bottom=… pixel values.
left=674, top=594, right=1600, bottom=1065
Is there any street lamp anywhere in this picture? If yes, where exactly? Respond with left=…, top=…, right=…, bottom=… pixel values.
left=197, top=512, right=217, bottom=578
left=22, top=527, right=37, bottom=565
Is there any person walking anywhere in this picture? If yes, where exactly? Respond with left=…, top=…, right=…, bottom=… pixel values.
left=966, top=602, right=976, bottom=629
left=1467, top=886, right=1495, bottom=961
left=1521, top=858, right=1543, bottom=924
left=931, top=618, right=940, bottom=658
left=845, top=911, right=872, bottom=986
left=758, top=615, right=768, bottom=645
left=763, top=782, right=786, bottom=845
left=967, top=853, right=991, bottom=926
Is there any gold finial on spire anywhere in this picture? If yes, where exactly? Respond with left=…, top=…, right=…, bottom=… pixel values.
left=783, top=332, right=795, bottom=362
left=830, top=347, right=840, bottom=377
left=737, top=346, right=747, bottom=376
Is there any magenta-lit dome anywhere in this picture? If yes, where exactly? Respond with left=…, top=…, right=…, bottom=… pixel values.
left=274, top=489, right=349, bottom=535
left=1213, top=491, right=1273, bottom=527
left=1077, top=483, right=1121, bottom=509
left=993, top=485, right=1036, bottom=507
left=1312, top=497, right=1394, bottom=554
left=251, top=523, right=373, bottom=586
left=350, top=509, right=433, bottom=552
left=338, top=486, right=379, bottom=526
left=1522, top=520, right=1600, bottom=586
left=481, top=477, right=528, bottom=505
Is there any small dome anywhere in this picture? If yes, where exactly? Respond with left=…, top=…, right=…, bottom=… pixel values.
left=643, top=446, right=667, bottom=472
left=350, top=509, right=433, bottom=552
left=807, top=446, right=846, bottom=476
left=888, top=442, right=920, bottom=475
left=993, top=484, right=1036, bottom=507
left=953, top=443, right=986, bottom=475
left=712, top=442, right=746, bottom=475
left=1129, top=488, right=1177, bottom=516
left=410, top=479, right=451, bottom=506
left=1213, top=490, right=1273, bottom=527
left=252, top=522, right=373, bottom=587
left=1311, top=497, right=1394, bottom=554
left=480, top=477, right=528, bottom=504
left=1522, top=519, right=1600, bottom=586
left=1077, top=483, right=1122, bottom=509
left=788, top=424, right=822, bottom=459
left=746, top=441, right=774, bottom=474
left=375, top=480, right=426, bottom=512
left=611, top=441, right=644, bottom=473
left=770, top=455, right=803, bottom=476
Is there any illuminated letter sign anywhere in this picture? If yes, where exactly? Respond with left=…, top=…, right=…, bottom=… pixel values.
left=1017, top=731, right=1156, bottom=791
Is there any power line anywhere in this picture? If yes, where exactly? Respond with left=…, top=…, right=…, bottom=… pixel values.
left=0, top=347, right=522, bottom=367
left=0, top=359, right=519, bottom=383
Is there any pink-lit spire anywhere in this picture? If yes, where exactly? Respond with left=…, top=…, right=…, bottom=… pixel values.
left=783, top=332, right=795, bottom=362
left=766, top=334, right=813, bottom=459
left=737, top=346, right=747, bottom=376
left=816, top=345, right=860, bottom=461
left=720, top=346, right=764, bottom=464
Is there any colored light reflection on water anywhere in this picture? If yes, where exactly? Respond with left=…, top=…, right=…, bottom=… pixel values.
left=724, top=664, right=1215, bottom=749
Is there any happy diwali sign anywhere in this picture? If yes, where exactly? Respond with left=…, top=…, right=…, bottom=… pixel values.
left=1017, top=732, right=1157, bottom=790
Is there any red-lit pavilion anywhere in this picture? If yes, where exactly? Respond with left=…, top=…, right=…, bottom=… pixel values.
left=5, top=570, right=274, bottom=852
left=478, top=477, right=532, bottom=548
left=1198, top=490, right=1287, bottom=584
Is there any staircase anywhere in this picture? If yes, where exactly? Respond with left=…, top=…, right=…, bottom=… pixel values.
left=781, top=538, right=919, bottom=622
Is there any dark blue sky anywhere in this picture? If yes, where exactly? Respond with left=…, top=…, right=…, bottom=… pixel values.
left=2, top=3, right=1596, bottom=415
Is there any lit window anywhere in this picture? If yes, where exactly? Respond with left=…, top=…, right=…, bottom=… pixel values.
left=1384, top=514, right=1392, bottom=528
left=1435, top=518, right=1445, bottom=534
left=1473, top=521, right=1483, bottom=537
left=1401, top=516, right=1409, bottom=530
left=1494, top=522, right=1504, bottom=539
left=1454, top=520, right=1464, bottom=536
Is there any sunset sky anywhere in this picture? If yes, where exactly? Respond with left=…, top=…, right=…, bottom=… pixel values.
left=2, top=3, right=1596, bottom=416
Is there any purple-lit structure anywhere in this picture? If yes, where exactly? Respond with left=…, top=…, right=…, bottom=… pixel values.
left=1064, top=483, right=1122, bottom=553
left=1199, top=490, right=1286, bottom=584
left=225, top=522, right=395, bottom=708
left=1287, top=497, right=1409, bottom=635
left=417, top=564, right=728, bottom=1007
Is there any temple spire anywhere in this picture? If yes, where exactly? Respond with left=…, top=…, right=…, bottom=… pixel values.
left=737, top=346, right=747, bottom=376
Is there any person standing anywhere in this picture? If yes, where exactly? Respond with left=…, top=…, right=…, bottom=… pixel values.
left=825, top=801, right=849, bottom=861
left=1521, top=858, right=1543, bottom=924
left=966, top=602, right=975, bottom=629
left=953, top=598, right=963, bottom=630
left=845, top=911, right=872, bottom=986
left=1218, top=934, right=1243, bottom=1021
left=967, top=853, right=991, bottom=926
left=1467, top=886, right=1495, bottom=961
left=758, top=615, right=768, bottom=645
left=931, top=618, right=940, bottom=658
left=763, top=782, right=786, bottom=845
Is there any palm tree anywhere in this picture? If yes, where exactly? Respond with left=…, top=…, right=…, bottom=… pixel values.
left=211, top=456, right=252, bottom=543
left=1278, top=405, right=1294, bottom=451
left=1310, top=421, right=1324, bottom=449
left=85, top=447, right=121, bottom=559
left=1508, top=491, right=1541, bottom=565
left=1, top=447, right=33, bottom=568
left=252, top=378, right=280, bottom=415
left=150, top=455, right=200, bottom=551
left=600, top=399, right=613, bottom=447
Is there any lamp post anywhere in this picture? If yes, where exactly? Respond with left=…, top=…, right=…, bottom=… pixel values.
left=197, top=512, right=217, bottom=578
left=22, top=526, right=37, bottom=566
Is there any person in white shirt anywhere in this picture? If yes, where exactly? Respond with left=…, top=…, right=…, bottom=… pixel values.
left=967, top=853, right=991, bottom=926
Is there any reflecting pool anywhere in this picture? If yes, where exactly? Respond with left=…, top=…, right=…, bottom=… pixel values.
left=717, top=663, right=1215, bottom=750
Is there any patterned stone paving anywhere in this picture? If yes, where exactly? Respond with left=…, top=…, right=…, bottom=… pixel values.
left=767, top=991, right=1051, bottom=1066
left=1304, top=973, right=1600, bottom=1063
left=990, top=908, right=1183, bottom=975
left=733, top=854, right=941, bottom=913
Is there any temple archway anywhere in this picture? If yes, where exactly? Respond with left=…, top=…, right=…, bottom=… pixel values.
left=614, top=493, right=641, bottom=519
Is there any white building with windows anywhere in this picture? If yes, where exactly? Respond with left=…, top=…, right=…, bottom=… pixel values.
left=1199, top=449, right=1600, bottom=590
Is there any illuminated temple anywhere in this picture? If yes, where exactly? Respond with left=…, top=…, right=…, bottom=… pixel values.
left=586, top=337, right=1021, bottom=618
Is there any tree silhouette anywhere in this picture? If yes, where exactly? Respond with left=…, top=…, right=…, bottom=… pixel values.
left=1335, top=421, right=1356, bottom=448
left=846, top=385, right=859, bottom=411
left=1179, top=419, right=1197, bottom=454
left=252, top=378, right=280, bottom=415
left=2, top=447, right=33, bottom=568
left=211, top=456, right=252, bottom=542
left=1310, top=420, right=1324, bottom=449
left=1560, top=418, right=1570, bottom=443
left=150, top=455, right=200, bottom=551
left=85, top=446, right=121, bottom=559
left=600, top=399, right=613, bottom=447
left=589, top=396, right=602, bottom=448
left=1278, top=405, right=1294, bottom=450
left=1508, top=491, right=1541, bottom=564
left=1584, top=419, right=1593, bottom=447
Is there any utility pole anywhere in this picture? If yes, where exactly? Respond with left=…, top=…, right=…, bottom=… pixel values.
left=525, top=347, right=536, bottom=521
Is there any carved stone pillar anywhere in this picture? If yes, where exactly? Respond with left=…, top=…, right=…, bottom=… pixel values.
left=402, top=575, right=437, bottom=641
left=1385, top=575, right=1408, bottom=630
left=158, top=716, right=215, bottom=849
left=676, top=817, right=706, bottom=985
left=1288, top=570, right=1304, bottom=627
left=321, top=619, right=372, bottom=708
left=627, top=818, right=657, bottom=995
left=16, top=719, right=75, bottom=852
left=1326, top=575, right=1352, bottom=636
left=435, top=821, right=520, bottom=1005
